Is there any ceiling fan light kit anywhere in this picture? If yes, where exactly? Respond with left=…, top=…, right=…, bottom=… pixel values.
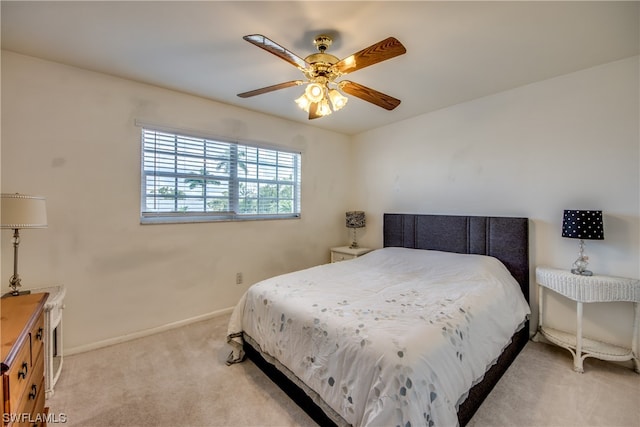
left=293, top=78, right=348, bottom=117
left=237, top=34, right=406, bottom=120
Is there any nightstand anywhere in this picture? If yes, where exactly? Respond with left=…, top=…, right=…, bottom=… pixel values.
left=534, top=267, right=639, bottom=373
left=330, top=246, right=373, bottom=263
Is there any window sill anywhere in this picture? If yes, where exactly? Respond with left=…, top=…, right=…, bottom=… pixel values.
left=140, top=213, right=301, bottom=225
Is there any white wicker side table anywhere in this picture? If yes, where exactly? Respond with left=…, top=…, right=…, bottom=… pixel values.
left=534, top=267, right=639, bottom=373
left=29, top=285, right=66, bottom=397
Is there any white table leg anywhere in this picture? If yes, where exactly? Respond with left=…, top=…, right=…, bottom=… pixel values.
left=532, top=284, right=544, bottom=342
left=574, top=301, right=584, bottom=373
left=633, top=302, right=639, bottom=374
left=538, top=285, right=544, bottom=330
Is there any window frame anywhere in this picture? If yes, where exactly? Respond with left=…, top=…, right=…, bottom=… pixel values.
left=139, top=123, right=302, bottom=224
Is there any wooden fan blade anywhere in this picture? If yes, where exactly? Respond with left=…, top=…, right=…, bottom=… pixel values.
left=308, top=102, right=321, bottom=120
left=340, top=81, right=401, bottom=110
left=333, top=37, right=406, bottom=75
left=237, top=80, right=304, bottom=98
left=243, top=34, right=311, bottom=71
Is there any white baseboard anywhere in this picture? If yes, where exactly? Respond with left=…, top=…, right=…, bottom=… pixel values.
left=65, top=307, right=234, bottom=356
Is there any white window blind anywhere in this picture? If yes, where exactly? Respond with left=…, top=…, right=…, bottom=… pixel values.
left=141, top=128, right=301, bottom=223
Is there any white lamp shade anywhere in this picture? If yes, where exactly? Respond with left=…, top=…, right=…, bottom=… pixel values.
left=1, top=193, right=48, bottom=229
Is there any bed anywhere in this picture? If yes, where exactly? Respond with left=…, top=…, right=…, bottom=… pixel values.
left=227, top=213, right=531, bottom=426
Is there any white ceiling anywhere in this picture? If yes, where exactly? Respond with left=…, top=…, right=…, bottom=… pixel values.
left=2, top=1, right=638, bottom=135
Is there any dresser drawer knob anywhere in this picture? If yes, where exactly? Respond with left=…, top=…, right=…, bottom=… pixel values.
left=36, top=327, right=44, bottom=341
left=28, top=384, right=37, bottom=400
left=18, top=362, right=28, bottom=379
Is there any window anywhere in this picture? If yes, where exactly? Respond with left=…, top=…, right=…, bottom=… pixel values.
left=141, top=128, right=301, bottom=224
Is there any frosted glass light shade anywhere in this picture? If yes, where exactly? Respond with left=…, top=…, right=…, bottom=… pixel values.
left=305, top=83, right=324, bottom=103
left=317, top=99, right=332, bottom=116
left=328, top=89, right=348, bottom=111
left=295, top=93, right=311, bottom=112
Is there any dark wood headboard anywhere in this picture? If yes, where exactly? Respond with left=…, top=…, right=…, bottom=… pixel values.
left=383, top=213, right=530, bottom=302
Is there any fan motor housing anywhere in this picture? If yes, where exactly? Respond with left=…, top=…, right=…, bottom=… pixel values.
left=304, top=53, right=340, bottom=79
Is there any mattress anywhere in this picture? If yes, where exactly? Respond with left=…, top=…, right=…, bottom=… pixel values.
left=227, top=247, right=530, bottom=426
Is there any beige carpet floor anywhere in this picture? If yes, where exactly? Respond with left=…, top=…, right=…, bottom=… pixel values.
left=48, top=313, right=639, bottom=427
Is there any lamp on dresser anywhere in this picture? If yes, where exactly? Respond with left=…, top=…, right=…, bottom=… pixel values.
left=1, top=193, right=48, bottom=296
left=561, top=209, right=604, bottom=276
left=346, top=211, right=365, bottom=249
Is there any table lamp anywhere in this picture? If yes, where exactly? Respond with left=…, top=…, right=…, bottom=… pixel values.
left=346, top=211, right=365, bottom=249
left=561, top=209, right=603, bottom=276
left=1, top=193, right=48, bottom=296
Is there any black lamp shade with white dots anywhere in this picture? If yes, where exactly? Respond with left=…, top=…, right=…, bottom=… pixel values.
left=562, top=210, right=604, bottom=240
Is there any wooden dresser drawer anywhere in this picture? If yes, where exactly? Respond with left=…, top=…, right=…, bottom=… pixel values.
left=1, top=293, right=49, bottom=427
left=4, top=340, right=31, bottom=415
left=29, top=313, right=45, bottom=372
left=13, top=352, right=44, bottom=427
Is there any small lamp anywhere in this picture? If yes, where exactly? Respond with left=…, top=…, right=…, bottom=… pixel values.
left=561, top=210, right=603, bottom=276
left=1, top=193, right=48, bottom=296
left=346, top=211, right=365, bottom=249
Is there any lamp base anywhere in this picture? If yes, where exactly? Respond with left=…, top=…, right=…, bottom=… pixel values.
left=571, top=268, right=593, bottom=276
left=2, top=289, right=31, bottom=298
left=349, top=227, right=360, bottom=249
left=570, top=240, right=594, bottom=276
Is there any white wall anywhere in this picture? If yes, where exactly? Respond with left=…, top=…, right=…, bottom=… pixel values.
left=352, top=56, right=639, bottom=347
left=1, top=51, right=352, bottom=352
left=3, top=49, right=638, bottom=354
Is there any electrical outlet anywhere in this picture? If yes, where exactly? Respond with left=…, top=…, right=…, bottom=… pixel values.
left=236, top=272, right=243, bottom=285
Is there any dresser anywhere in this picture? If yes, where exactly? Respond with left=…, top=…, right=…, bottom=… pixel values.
left=1, top=293, right=49, bottom=426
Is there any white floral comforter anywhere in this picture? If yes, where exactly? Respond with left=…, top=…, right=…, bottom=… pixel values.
left=227, top=247, right=530, bottom=427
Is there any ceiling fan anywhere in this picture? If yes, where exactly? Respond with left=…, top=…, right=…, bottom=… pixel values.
left=237, top=34, right=407, bottom=120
